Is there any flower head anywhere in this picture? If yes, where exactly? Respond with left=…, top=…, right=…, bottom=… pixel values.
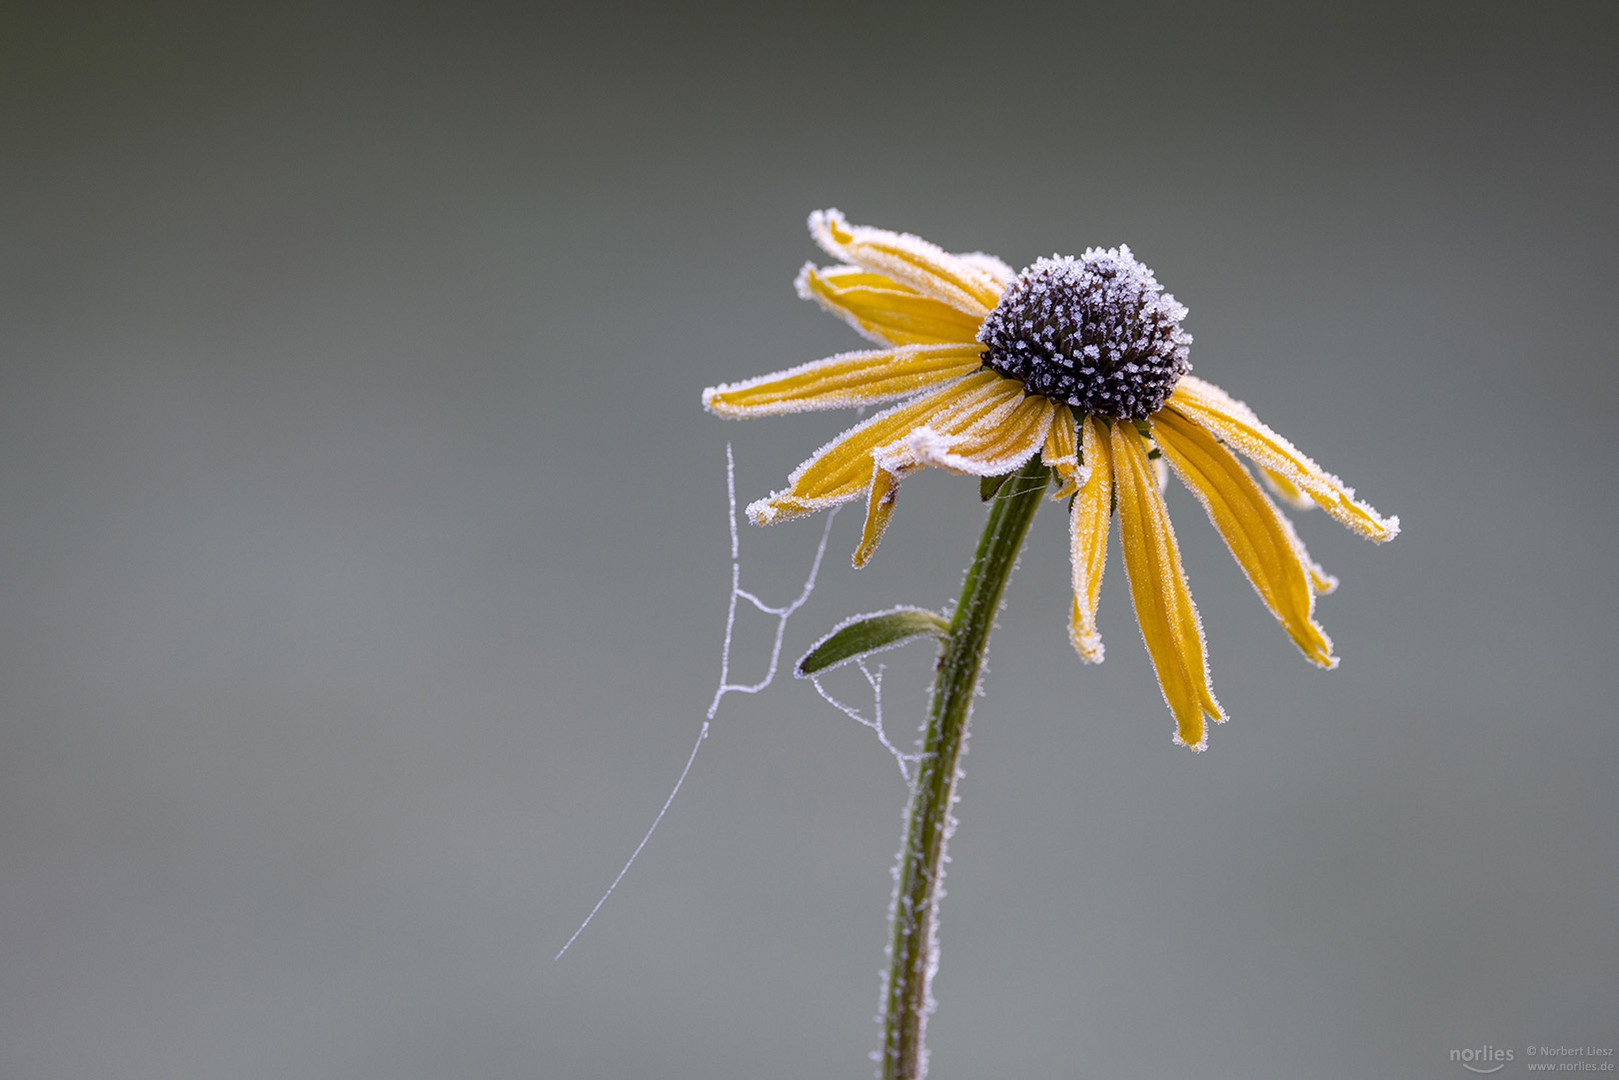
left=703, top=211, right=1398, bottom=750
left=978, top=248, right=1190, bottom=418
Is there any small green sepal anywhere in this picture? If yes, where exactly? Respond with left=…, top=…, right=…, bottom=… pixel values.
left=979, top=473, right=1011, bottom=501
left=795, top=607, right=952, bottom=677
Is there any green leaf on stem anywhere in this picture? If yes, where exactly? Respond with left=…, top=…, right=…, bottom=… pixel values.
left=795, top=607, right=951, bottom=677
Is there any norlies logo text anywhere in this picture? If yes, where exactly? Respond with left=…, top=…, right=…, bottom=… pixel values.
left=1452, top=1046, right=1515, bottom=1074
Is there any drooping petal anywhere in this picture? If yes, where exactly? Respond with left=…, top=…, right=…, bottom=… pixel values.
left=795, top=264, right=987, bottom=346
left=1169, top=376, right=1399, bottom=541
left=1168, top=388, right=1338, bottom=593
left=1154, top=407, right=1337, bottom=668
left=849, top=390, right=1056, bottom=566
left=703, top=343, right=984, bottom=417
left=809, top=209, right=1003, bottom=318
left=1110, top=419, right=1223, bottom=750
left=1068, top=414, right=1112, bottom=663
left=1043, top=404, right=1084, bottom=499
left=854, top=466, right=900, bottom=567
left=747, top=370, right=1017, bottom=524
left=887, top=392, right=1056, bottom=478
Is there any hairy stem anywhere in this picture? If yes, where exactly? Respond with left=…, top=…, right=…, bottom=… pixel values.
left=879, top=456, right=1049, bottom=1080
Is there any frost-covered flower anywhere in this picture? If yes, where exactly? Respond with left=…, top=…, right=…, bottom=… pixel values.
left=703, top=211, right=1397, bottom=750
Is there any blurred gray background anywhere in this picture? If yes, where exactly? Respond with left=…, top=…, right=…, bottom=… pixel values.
left=2, top=2, right=1615, bottom=1077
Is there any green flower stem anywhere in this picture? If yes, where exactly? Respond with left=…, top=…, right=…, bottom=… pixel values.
left=880, top=455, right=1050, bottom=1080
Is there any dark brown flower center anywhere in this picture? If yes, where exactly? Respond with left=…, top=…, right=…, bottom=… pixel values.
left=977, top=246, right=1192, bottom=420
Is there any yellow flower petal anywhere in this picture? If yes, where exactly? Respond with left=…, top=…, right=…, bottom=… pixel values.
left=1068, top=414, right=1112, bottom=663
left=1111, top=419, right=1223, bottom=750
left=1154, top=407, right=1337, bottom=668
left=1169, top=375, right=1400, bottom=542
left=1042, top=404, right=1082, bottom=499
left=887, top=391, right=1056, bottom=477
left=809, top=209, right=1003, bottom=318
left=747, top=370, right=1017, bottom=524
left=703, top=343, right=984, bottom=417
left=853, top=466, right=899, bottom=568
left=848, top=388, right=1055, bottom=566
left=795, top=264, right=987, bottom=346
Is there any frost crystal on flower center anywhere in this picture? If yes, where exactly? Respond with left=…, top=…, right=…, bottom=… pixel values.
left=978, top=246, right=1193, bottom=420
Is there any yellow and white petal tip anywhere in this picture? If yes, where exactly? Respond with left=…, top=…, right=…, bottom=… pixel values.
left=805, top=208, right=1001, bottom=316
left=791, top=260, right=819, bottom=301
left=853, top=466, right=901, bottom=568
left=808, top=207, right=852, bottom=248
left=747, top=492, right=848, bottom=525
left=1170, top=376, right=1400, bottom=544
left=1171, top=729, right=1210, bottom=753
left=1069, top=620, right=1105, bottom=664
left=745, top=497, right=782, bottom=525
